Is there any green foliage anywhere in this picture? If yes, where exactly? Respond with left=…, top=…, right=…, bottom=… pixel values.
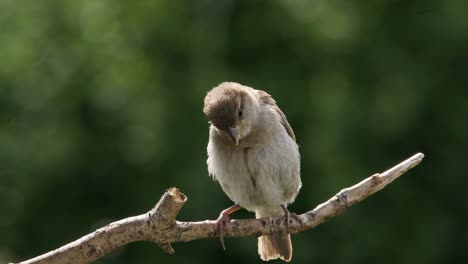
left=1, top=0, right=467, bottom=263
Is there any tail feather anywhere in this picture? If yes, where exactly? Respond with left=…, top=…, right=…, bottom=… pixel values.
left=256, top=209, right=292, bottom=262
left=258, top=233, right=292, bottom=262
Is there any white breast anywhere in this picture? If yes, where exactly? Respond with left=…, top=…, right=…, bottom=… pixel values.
left=207, top=118, right=301, bottom=212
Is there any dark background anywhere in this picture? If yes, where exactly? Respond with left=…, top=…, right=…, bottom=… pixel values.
left=1, top=0, right=467, bottom=263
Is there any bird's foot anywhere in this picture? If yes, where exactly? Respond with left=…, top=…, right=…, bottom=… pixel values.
left=215, top=212, right=231, bottom=250
left=215, top=204, right=241, bottom=250
left=281, top=205, right=302, bottom=234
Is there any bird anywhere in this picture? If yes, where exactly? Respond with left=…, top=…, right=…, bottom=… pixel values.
left=203, top=82, right=302, bottom=262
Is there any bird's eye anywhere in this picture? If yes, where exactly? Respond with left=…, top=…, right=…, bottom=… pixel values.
left=238, top=110, right=243, bottom=118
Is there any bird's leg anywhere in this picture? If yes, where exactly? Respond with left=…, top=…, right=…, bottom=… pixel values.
left=281, top=205, right=301, bottom=234
left=216, top=204, right=241, bottom=250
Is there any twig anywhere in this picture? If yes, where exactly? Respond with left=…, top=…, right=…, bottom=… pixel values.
left=12, top=153, right=424, bottom=264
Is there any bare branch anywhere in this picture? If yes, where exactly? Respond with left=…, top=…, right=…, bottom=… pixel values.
left=12, top=153, right=424, bottom=264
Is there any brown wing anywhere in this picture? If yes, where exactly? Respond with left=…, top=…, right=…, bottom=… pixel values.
left=257, top=90, right=296, bottom=142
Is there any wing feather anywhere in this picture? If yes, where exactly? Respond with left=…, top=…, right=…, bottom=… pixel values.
left=257, top=90, right=296, bottom=142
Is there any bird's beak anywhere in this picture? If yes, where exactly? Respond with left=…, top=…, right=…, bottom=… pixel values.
left=227, top=126, right=240, bottom=145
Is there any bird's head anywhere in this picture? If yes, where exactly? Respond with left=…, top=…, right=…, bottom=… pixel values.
left=203, top=82, right=259, bottom=145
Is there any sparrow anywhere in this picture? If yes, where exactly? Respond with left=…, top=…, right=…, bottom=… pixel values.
left=203, top=82, right=302, bottom=262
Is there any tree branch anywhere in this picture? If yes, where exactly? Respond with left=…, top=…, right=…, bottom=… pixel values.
left=12, top=153, right=424, bottom=264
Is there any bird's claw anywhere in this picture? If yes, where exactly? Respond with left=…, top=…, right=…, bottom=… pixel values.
left=281, top=205, right=301, bottom=234
left=215, top=212, right=231, bottom=250
left=214, top=204, right=241, bottom=250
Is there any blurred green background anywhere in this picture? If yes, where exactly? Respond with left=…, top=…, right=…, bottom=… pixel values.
left=1, top=0, right=467, bottom=263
